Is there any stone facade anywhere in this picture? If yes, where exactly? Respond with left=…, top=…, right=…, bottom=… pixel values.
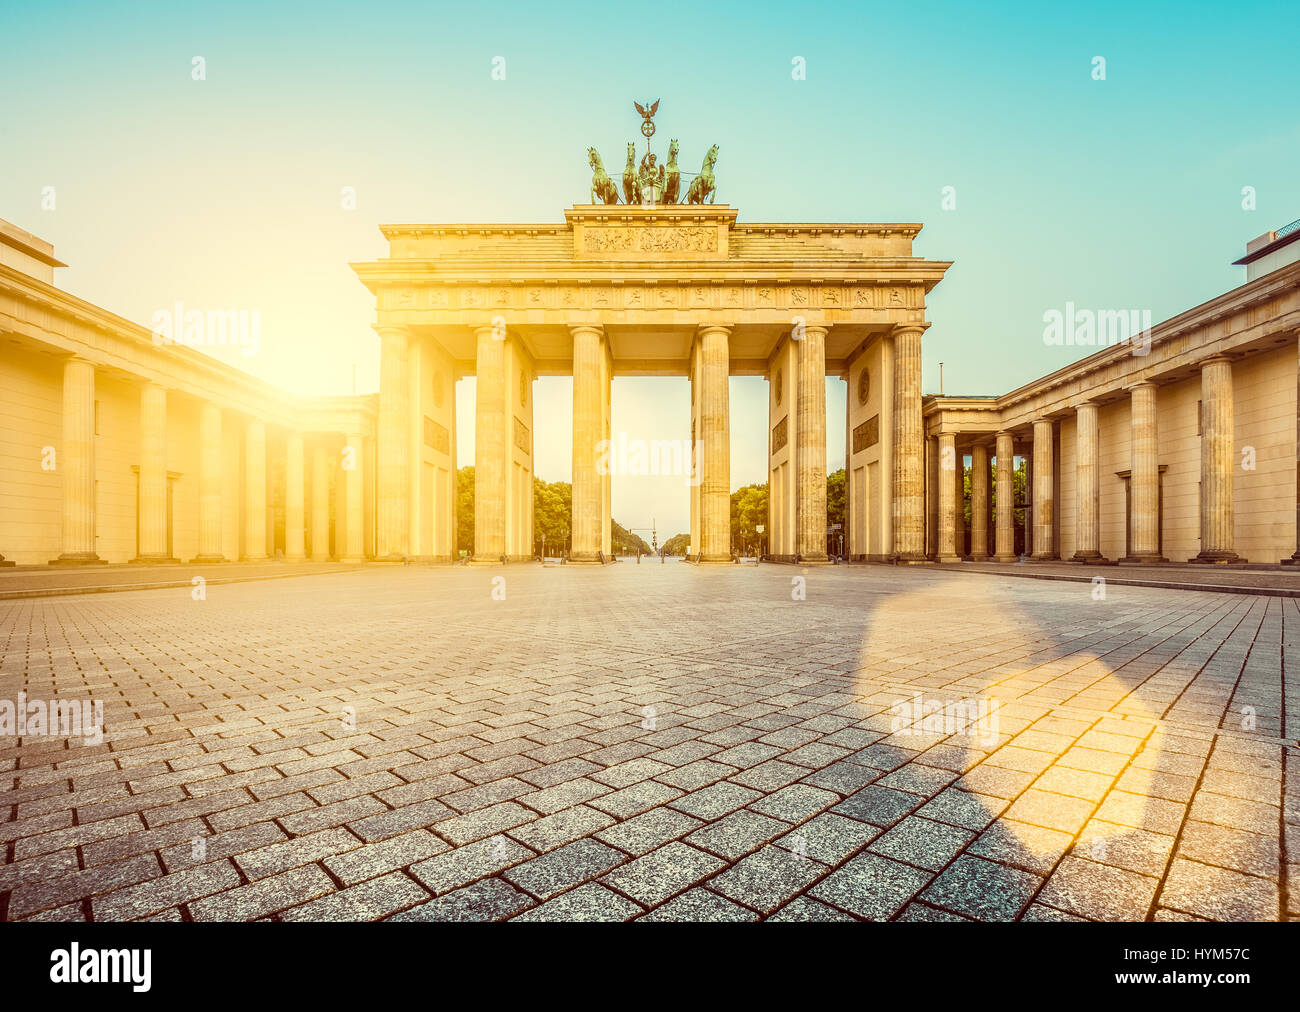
left=4, top=205, right=1299, bottom=569
left=923, top=258, right=1300, bottom=564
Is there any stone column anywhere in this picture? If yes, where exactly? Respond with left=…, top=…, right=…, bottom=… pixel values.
left=1030, top=418, right=1055, bottom=560
left=970, top=442, right=990, bottom=560
left=1128, top=382, right=1165, bottom=562
left=376, top=325, right=410, bottom=561
left=473, top=324, right=507, bottom=562
left=937, top=432, right=961, bottom=562
left=285, top=432, right=306, bottom=561
left=796, top=324, right=829, bottom=561
left=52, top=357, right=103, bottom=564
left=340, top=434, right=365, bottom=562
left=570, top=324, right=606, bottom=563
left=193, top=402, right=225, bottom=562
left=993, top=431, right=1017, bottom=562
left=1071, top=402, right=1104, bottom=562
left=1288, top=336, right=1300, bottom=564
left=243, top=419, right=268, bottom=560
left=132, top=382, right=172, bottom=562
left=310, top=443, right=331, bottom=561
left=892, top=325, right=926, bottom=562
left=697, top=324, right=732, bottom=563
left=1194, top=355, right=1239, bottom=563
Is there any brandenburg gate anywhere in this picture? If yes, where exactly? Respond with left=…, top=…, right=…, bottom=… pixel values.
left=350, top=114, right=950, bottom=565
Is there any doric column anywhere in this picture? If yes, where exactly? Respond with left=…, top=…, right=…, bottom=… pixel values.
left=993, top=430, right=1017, bottom=562
left=52, top=357, right=102, bottom=564
left=1194, top=355, right=1239, bottom=563
left=285, top=432, right=306, bottom=561
left=473, top=324, right=507, bottom=562
left=891, top=324, right=926, bottom=562
left=310, top=443, right=331, bottom=561
left=1288, top=335, right=1300, bottom=564
left=1031, top=418, right=1055, bottom=560
left=1127, top=382, right=1165, bottom=561
left=937, top=432, right=961, bottom=562
left=132, top=382, right=172, bottom=562
left=570, top=324, right=606, bottom=563
left=243, top=419, right=267, bottom=560
left=697, top=324, right=732, bottom=563
left=1071, top=401, right=1104, bottom=562
left=340, top=434, right=365, bottom=562
left=970, top=442, right=990, bottom=560
left=376, top=325, right=410, bottom=560
left=796, top=324, right=829, bottom=561
left=193, top=402, right=225, bottom=562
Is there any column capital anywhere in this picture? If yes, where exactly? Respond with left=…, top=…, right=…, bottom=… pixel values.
left=695, top=323, right=732, bottom=340
left=373, top=323, right=411, bottom=339
left=568, top=322, right=605, bottom=338
left=889, top=322, right=929, bottom=338
left=1200, top=353, right=1234, bottom=367
left=1126, top=378, right=1160, bottom=392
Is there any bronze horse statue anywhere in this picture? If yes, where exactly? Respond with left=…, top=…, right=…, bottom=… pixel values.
left=621, top=142, right=640, bottom=204
left=685, top=144, right=718, bottom=205
left=587, top=147, right=619, bottom=204
left=663, top=139, right=680, bottom=204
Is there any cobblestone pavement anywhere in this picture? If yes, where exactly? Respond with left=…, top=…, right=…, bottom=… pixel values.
left=2, top=562, right=1297, bottom=922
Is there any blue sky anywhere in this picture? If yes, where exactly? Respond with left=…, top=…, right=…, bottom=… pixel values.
left=3, top=0, right=1298, bottom=536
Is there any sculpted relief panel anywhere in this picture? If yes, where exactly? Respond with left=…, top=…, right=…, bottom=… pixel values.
left=581, top=226, right=717, bottom=254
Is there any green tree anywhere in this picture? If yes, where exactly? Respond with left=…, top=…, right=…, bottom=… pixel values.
left=661, top=533, right=690, bottom=556
left=730, top=482, right=769, bottom=554
left=611, top=520, right=651, bottom=556
left=533, top=477, right=571, bottom=553
left=827, top=468, right=845, bottom=532
left=456, top=466, right=474, bottom=556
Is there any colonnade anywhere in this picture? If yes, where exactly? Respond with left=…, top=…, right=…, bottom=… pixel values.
left=46, top=356, right=365, bottom=565
left=932, top=355, right=1244, bottom=564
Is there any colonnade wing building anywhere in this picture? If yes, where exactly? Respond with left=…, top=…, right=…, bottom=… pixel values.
left=2, top=207, right=1299, bottom=568
left=925, top=223, right=1300, bottom=567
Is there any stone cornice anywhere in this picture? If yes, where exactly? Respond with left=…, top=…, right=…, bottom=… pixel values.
left=0, top=264, right=375, bottom=437
left=923, top=260, right=1300, bottom=432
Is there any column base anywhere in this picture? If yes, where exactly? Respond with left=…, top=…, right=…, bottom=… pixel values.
left=1281, top=551, right=1300, bottom=565
left=894, top=554, right=934, bottom=566
left=49, top=553, right=108, bottom=565
left=0, top=555, right=15, bottom=567
left=129, top=555, right=181, bottom=564
left=1120, top=554, right=1167, bottom=564
left=241, top=555, right=269, bottom=563
left=338, top=556, right=366, bottom=564
left=1069, top=552, right=1107, bottom=563
left=372, top=554, right=408, bottom=565
left=991, top=554, right=1019, bottom=563
left=937, top=554, right=963, bottom=563
left=310, top=555, right=332, bottom=563
left=1029, top=553, right=1059, bottom=562
left=797, top=553, right=831, bottom=565
left=1189, top=550, right=1240, bottom=564
left=190, top=554, right=229, bottom=564
left=698, top=554, right=735, bottom=565
left=469, top=555, right=507, bottom=566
